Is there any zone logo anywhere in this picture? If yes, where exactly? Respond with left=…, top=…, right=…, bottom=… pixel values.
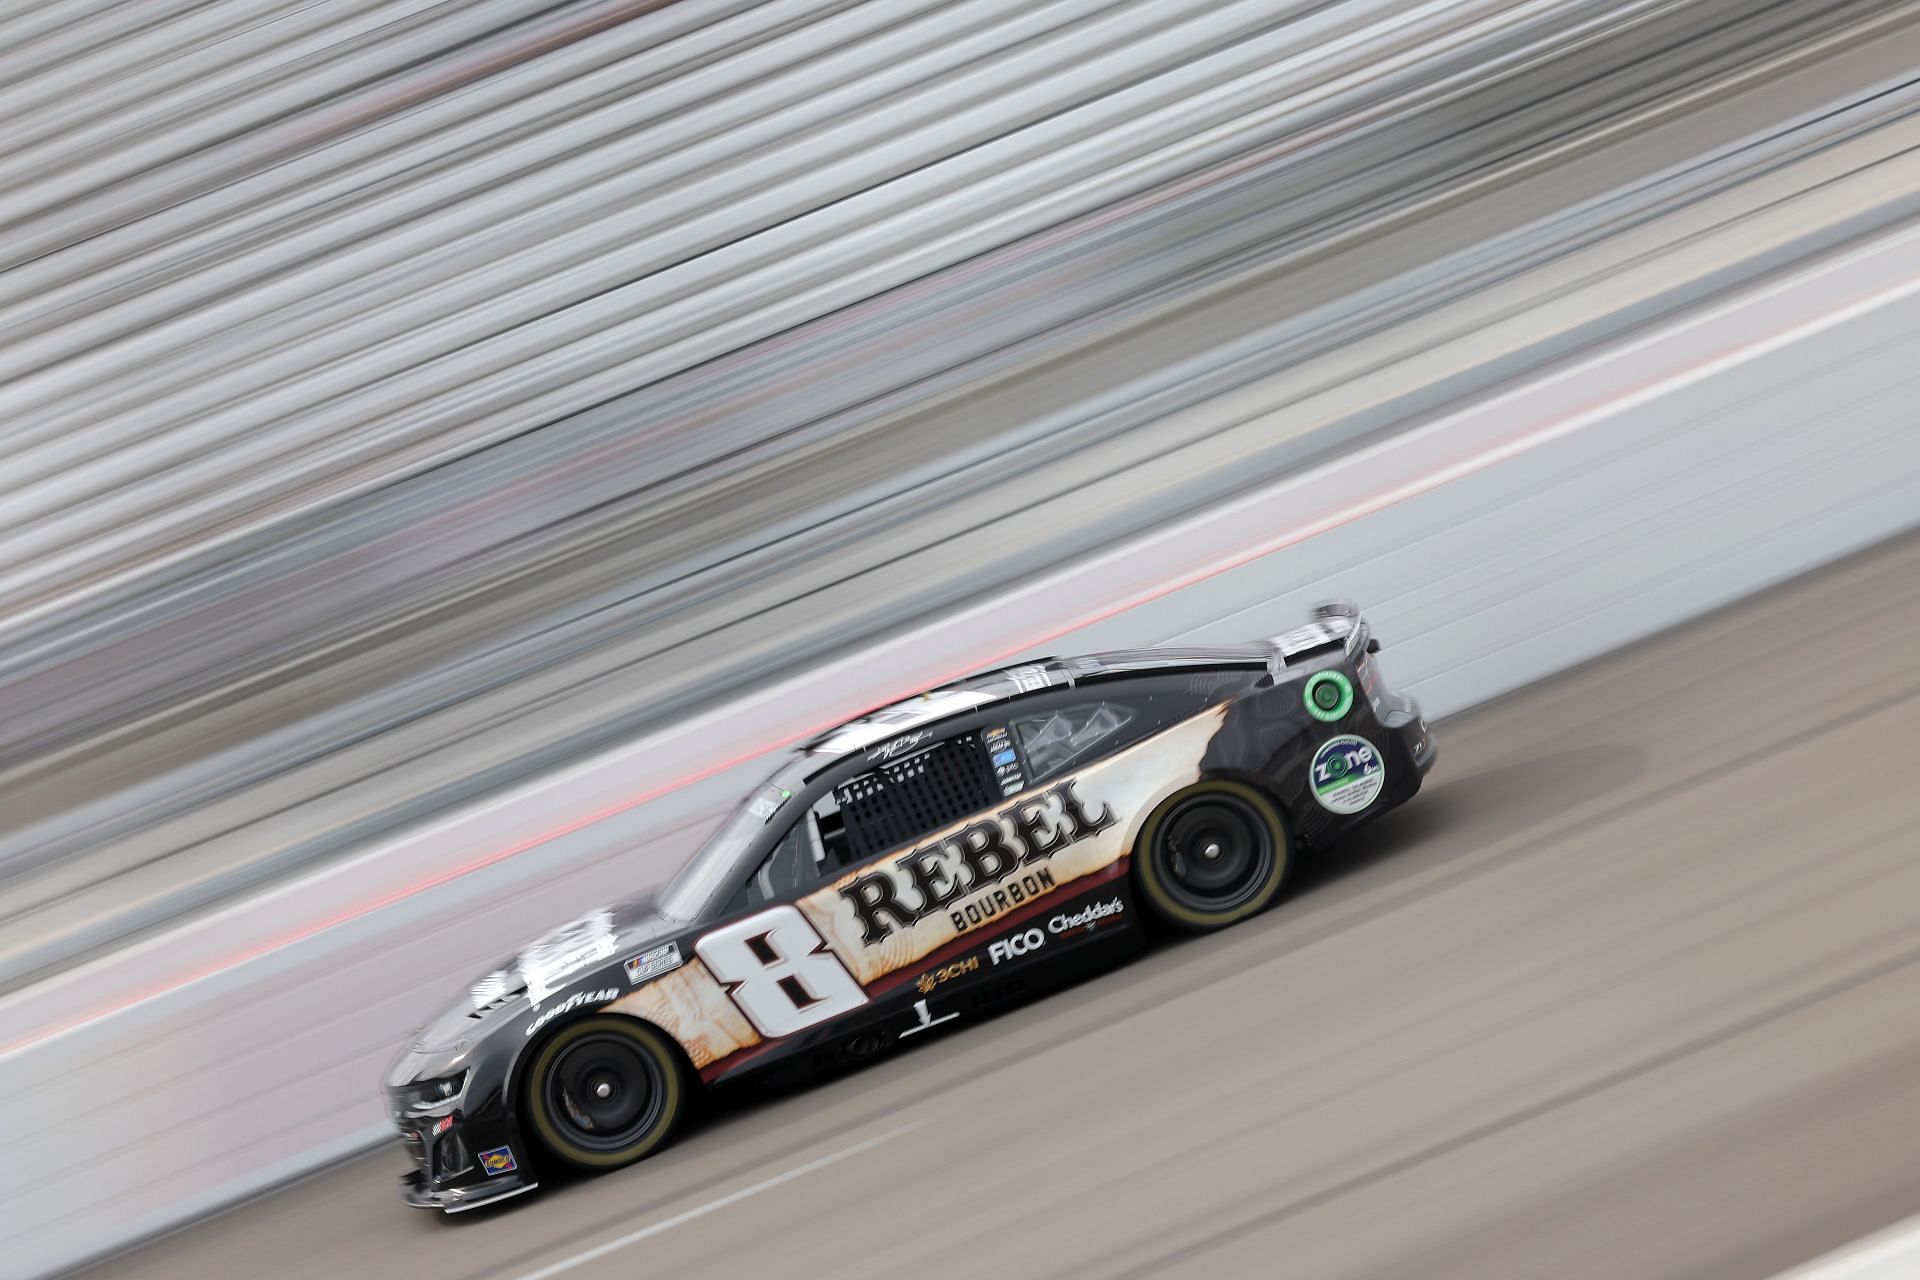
left=988, top=927, right=1045, bottom=965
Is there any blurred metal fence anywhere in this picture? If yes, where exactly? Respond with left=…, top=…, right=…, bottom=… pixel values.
left=0, top=0, right=1482, bottom=606
left=0, top=0, right=1894, bottom=988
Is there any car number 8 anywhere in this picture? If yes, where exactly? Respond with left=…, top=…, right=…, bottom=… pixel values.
left=695, top=905, right=869, bottom=1038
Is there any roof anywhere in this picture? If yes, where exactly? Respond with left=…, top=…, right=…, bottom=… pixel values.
left=801, top=645, right=1267, bottom=763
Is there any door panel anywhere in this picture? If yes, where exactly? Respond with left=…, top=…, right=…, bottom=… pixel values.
left=618, top=700, right=1228, bottom=1081
left=799, top=704, right=1224, bottom=984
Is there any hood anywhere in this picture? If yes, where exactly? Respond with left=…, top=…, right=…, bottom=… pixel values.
left=401, top=893, right=680, bottom=1059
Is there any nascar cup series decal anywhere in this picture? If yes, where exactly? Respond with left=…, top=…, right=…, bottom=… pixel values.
left=1309, top=734, right=1385, bottom=814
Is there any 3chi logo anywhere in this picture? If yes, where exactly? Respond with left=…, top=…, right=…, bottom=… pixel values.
left=915, top=954, right=979, bottom=994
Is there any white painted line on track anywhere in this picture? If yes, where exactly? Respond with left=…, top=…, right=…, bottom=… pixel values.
left=511, top=1120, right=929, bottom=1280
left=1773, top=1213, right=1920, bottom=1279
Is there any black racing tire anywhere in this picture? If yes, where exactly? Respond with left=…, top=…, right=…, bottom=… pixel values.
left=522, top=1016, right=689, bottom=1172
left=1133, top=779, right=1290, bottom=934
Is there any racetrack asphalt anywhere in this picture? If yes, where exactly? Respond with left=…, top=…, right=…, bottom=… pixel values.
left=84, top=528, right=1920, bottom=1280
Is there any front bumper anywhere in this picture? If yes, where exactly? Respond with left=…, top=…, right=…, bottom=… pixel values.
left=400, top=1167, right=538, bottom=1213
left=388, top=1074, right=537, bottom=1213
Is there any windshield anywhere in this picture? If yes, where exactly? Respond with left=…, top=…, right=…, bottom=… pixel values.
left=658, top=764, right=809, bottom=921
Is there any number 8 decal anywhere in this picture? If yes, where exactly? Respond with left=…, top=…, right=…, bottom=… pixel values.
left=695, top=905, right=868, bottom=1038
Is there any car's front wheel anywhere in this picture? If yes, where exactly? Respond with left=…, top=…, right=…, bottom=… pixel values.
left=523, top=1016, right=688, bottom=1171
left=1133, top=779, right=1291, bottom=933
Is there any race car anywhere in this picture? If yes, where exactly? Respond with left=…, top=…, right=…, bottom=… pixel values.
left=384, top=602, right=1434, bottom=1210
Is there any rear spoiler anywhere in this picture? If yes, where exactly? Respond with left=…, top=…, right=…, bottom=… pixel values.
left=1263, top=600, right=1378, bottom=675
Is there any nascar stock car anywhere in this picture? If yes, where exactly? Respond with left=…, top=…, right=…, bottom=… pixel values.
left=384, top=602, right=1434, bottom=1210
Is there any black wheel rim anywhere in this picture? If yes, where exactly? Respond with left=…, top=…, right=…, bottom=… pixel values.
left=1154, top=793, right=1275, bottom=914
left=541, top=1032, right=667, bottom=1153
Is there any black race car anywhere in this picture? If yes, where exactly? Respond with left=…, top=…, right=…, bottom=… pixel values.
left=384, top=602, right=1434, bottom=1210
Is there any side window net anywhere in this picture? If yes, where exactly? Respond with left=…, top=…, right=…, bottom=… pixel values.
left=1014, top=703, right=1134, bottom=782
left=834, top=734, right=994, bottom=860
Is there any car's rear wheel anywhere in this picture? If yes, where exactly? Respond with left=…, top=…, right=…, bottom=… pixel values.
left=1133, top=780, right=1290, bottom=933
left=523, top=1016, right=688, bottom=1171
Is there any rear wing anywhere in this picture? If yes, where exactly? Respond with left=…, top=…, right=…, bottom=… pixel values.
left=1263, top=600, right=1377, bottom=676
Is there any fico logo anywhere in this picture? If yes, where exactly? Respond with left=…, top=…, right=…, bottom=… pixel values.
left=988, top=927, right=1045, bottom=965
